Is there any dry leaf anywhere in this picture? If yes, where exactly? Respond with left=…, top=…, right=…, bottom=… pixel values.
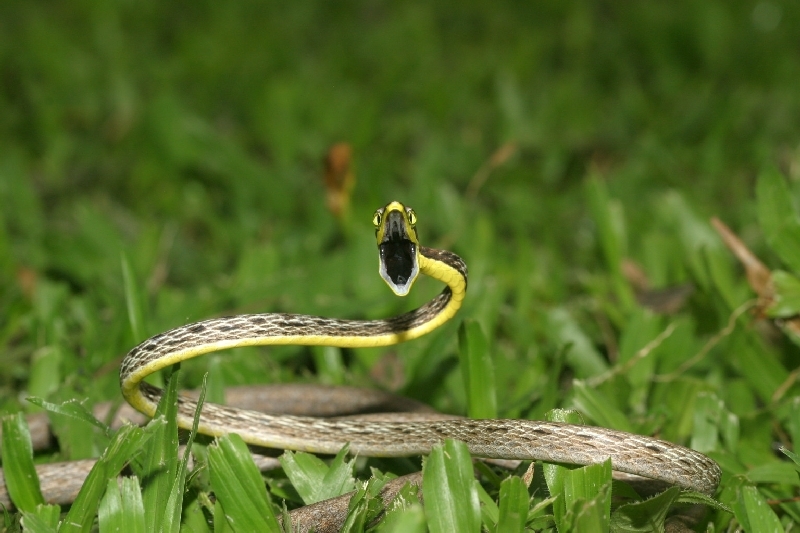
left=323, top=142, right=355, bottom=218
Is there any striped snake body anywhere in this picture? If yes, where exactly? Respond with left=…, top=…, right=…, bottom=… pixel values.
left=120, top=201, right=721, bottom=495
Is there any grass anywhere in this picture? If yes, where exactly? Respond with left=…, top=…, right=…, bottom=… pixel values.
left=2, top=0, right=800, bottom=530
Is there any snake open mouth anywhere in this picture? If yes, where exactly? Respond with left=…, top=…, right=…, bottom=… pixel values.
left=380, top=240, right=417, bottom=290
left=378, top=210, right=419, bottom=295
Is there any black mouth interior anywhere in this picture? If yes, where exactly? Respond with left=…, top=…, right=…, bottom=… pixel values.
left=380, top=240, right=415, bottom=286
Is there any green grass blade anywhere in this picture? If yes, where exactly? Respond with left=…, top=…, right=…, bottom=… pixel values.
left=545, top=309, right=609, bottom=378
left=21, top=515, right=58, bottom=533
left=98, top=479, right=124, bottom=533
left=690, top=392, right=723, bottom=453
left=20, top=505, right=59, bottom=533
left=781, top=446, right=800, bottom=471
left=279, top=444, right=355, bottom=505
left=585, top=174, right=635, bottom=312
left=616, top=310, right=661, bottom=406
left=747, top=460, right=800, bottom=487
left=140, top=366, right=180, bottom=533
left=767, top=270, right=800, bottom=317
left=98, top=477, right=145, bottom=533
left=667, top=193, right=728, bottom=293
left=213, top=499, right=234, bottom=533
left=542, top=409, right=585, bottom=530
left=737, top=485, right=783, bottom=533
left=376, top=481, right=423, bottom=532
left=121, top=252, right=146, bottom=342
left=320, top=445, right=357, bottom=500
left=527, top=508, right=557, bottom=531
left=30, top=396, right=111, bottom=463
left=59, top=423, right=154, bottom=533
left=341, top=476, right=391, bottom=533
left=377, top=504, right=426, bottom=533
left=562, top=460, right=611, bottom=528
left=566, top=482, right=611, bottom=533
left=495, top=476, right=529, bottom=533
left=691, top=391, right=739, bottom=454
left=208, top=433, right=280, bottom=532
left=311, top=346, right=346, bottom=386
left=422, top=439, right=480, bottom=533
left=476, top=483, right=499, bottom=528
left=571, top=382, right=633, bottom=433
left=181, top=496, right=212, bottom=533
left=278, top=450, right=330, bottom=504
left=118, top=477, right=146, bottom=533
left=611, top=486, right=678, bottom=532
left=1, top=413, right=45, bottom=512
left=26, top=397, right=111, bottom=436
left=674, top=491, right=731, bottom=513
left=457, top=320, right=497, bottom=419
left=724, top=330, right=787, bottom=404
left=162, top=374, right=208, bottom=533
left=756, top=168, right=800, bottom=274
left=27, top=347, right=62, bottom=408
left=340, top=482, right=371, bottom=533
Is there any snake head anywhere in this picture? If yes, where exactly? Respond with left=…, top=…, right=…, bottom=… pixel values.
left=373, top=201, right=420, bottom=296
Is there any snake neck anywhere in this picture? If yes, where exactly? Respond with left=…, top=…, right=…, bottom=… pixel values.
left=401, top=246, right=467, bottom=338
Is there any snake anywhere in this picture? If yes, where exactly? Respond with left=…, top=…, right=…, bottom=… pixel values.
left=119, top=200, right=721, bottom=496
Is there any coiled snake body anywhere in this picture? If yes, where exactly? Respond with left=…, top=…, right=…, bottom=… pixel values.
left=120, top=201, right=721, bottom=495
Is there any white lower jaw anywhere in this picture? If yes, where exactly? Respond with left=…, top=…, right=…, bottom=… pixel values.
left=379, top=261, right=419, bottom=296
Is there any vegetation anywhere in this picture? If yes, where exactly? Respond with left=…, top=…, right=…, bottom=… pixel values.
left=2, top=1, right=799, bottom=530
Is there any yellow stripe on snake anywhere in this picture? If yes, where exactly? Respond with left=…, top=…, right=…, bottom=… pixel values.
left=120, top=201, right=721, bottom=495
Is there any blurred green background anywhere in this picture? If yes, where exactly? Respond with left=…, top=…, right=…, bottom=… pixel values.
left=2, top=0, right=798, bottom=415
left=1, top=0, right=800, bottom=523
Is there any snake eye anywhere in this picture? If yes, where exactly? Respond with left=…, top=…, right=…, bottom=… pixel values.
left=372, top=211, right=382, bottom=227
left=407, top=209, right=417, bottom=226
